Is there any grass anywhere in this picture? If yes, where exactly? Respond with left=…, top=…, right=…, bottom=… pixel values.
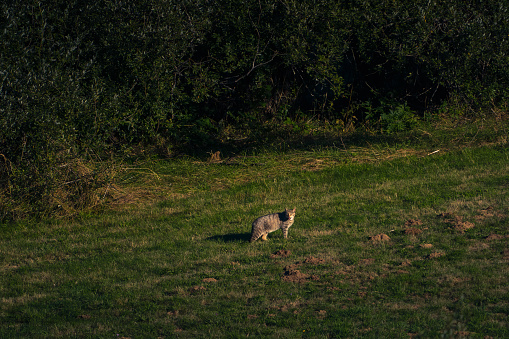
left=1, top=118, right=508, bottom=338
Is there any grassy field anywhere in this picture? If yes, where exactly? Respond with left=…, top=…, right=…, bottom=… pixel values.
left=1, top=120, right=508, bottom=338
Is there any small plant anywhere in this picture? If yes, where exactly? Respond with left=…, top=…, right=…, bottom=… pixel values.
left=380, top=102, right=418, bottom=134
left=363, top=100, right=418, bottom=134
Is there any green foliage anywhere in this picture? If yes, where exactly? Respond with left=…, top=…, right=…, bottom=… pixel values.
left=379, top=102, right=418, bottom=134
left=1, top=0, right=509, bottom=219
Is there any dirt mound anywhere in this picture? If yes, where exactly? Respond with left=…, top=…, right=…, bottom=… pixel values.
left=485, top=234, right=509, bottom=241
left=370, top=233, right=391, bottom=243
left=189, top=286, right=206, bottom=293
left=475, top=206, right=506, bottom=220
left=281, top=256, right=326, bottom=283
left=282, top=269, right=319, bottom=283
left=404, top=228, right=422, bottom=235
left=438, top=213, right=474, bottom=233
left=282, top=269, right=309, bottom=283
left=202, top=278, right=218, bottom=283
left=358, top=258, right=376, bottom=265
left=271, top=250, right=291, bottom=258
left=439, top=207, right=506, bottom=233
left=405, top=219, right=423, bottom=227
left=302, top=256, right=326, bottom=265
left=426, top=252, right=444, bottom=259
left=437, top=212, right=454, bottom=218
left=284, top=264, right=300, bottom=271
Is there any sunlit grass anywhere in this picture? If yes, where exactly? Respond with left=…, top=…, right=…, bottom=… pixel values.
left=1, top=119, right=508, bottom=338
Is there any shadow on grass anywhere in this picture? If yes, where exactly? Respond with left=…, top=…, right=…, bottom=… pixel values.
left=172, top=122, right=408, bottom=160
left=206, top=232, right=251, bottom=243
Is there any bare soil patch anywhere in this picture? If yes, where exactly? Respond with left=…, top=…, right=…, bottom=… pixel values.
left=302, top=256, right=326, bottom=265
left=189, top=286, right=206, bottom=293
left=474, top=206, right=506, bottom=221
left=275, top=301, right=303, bottom=313
left=405, top=219, right=423, bottom=227
left=281, top=256, right=326, bottom=283
left=404, top=219, right=424, bottom=237
left=270, top=250, right=291, bottom=259
left=282, top=269, right=319, bottom=283
left=438, top=207, right=507, bottom=234
left=284, top=263, right=300, bottom=271
left=485, top=234, right=509, bottom=241
left=438, top=213, right=475, bottom=233
left=370, top=233, right=391, bottom=243
left=202, top=278, right=218, bottom=283
left=427, top=252, right=445, bottom=259
left=404, top=228, right=422, bottom=236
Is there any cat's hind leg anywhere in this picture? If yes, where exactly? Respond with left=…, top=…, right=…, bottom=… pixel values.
left=261, top=233, right=268, bottom=241
left=250, top=229, right=261, bottom=243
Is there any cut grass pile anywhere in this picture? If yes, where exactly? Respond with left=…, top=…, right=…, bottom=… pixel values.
left=1, top=121, right=508, bottom=338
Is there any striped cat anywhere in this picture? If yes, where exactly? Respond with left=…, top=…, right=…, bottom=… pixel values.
left=250, top=208, right=296, bottom=243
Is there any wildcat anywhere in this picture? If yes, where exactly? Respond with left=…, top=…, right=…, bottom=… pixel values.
left=250, top=208, right=296, bottom=243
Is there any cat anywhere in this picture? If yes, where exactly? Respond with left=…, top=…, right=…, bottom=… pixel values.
left=250, top=208, right=296, bottom=243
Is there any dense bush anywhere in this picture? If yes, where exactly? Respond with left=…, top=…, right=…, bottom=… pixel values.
left=1, top=0, right=508, bottom=220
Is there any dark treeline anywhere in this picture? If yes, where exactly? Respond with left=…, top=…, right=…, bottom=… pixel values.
left=1, top=0, right=508, bottom=220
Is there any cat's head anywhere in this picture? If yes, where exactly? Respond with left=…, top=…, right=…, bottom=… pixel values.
left=285, top=207, right=296, bottom=220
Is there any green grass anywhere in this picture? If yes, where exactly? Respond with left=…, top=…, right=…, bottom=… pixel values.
left=1, top=120, right=508, bottom=338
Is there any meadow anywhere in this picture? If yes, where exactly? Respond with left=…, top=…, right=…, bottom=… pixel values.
left=1, top=120, right=508, bottom=338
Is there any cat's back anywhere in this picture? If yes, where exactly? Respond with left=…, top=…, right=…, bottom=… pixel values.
left=253, top=212, right=280, bottom=227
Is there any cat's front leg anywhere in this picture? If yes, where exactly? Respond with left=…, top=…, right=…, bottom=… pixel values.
left=282, top=228, right=288, bottom=239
